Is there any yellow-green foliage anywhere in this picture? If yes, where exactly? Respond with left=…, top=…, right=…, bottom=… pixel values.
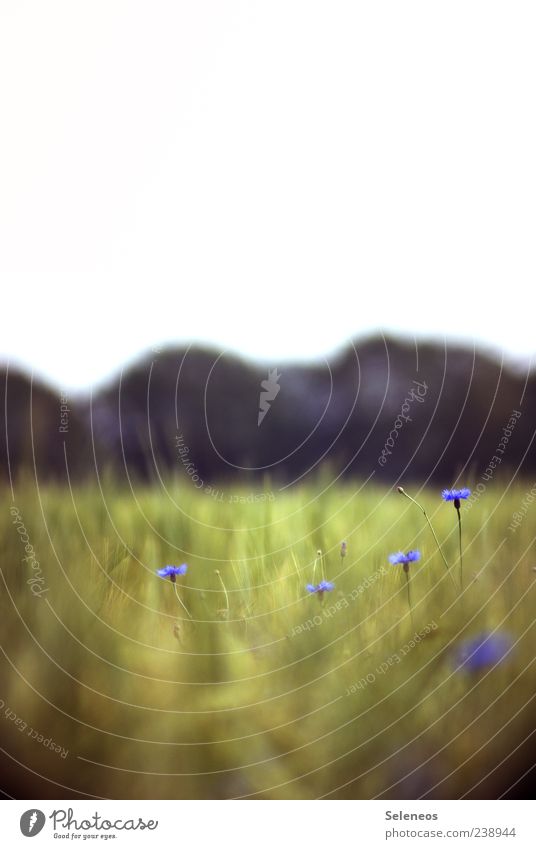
left=0, top=479, right=534, bottom=799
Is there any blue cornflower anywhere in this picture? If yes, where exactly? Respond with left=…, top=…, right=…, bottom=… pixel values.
left=442, top=488, right=471, bottom=503
left=388, top=550, right=421, bottom=566
left=306, top=580, right=335, bottom=595
left=455, top=631, right=513, bottom=672
left=157, top=564, right=188, bottom=582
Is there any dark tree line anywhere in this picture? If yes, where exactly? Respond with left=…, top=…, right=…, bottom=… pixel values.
left=2, top=337, right=534, bottom=487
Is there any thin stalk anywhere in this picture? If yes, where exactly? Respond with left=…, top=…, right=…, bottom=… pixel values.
left=291, top=550, right=301, bottom=601
left=290, top=550, right=301, bottom=580
left=398, top=487, right=458, bottom=590
left=405, top=567, right=414, bottom=627
left=173, top=581, right=191, bottom=619
left=456, top=506, right=463, bottom=590
left=318, top=549, right=326, bottom=582
left=215, top=569, right=229, bottom=617
left=312, top=550, right=320, bottom=585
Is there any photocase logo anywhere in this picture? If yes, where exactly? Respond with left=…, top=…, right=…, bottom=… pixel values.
left=20, top=810, right=46, bottom=837
left=258, top=368, right=281, bottom=426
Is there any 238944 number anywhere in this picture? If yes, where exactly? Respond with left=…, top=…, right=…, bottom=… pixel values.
left=472, top=828, right=516, bottom=838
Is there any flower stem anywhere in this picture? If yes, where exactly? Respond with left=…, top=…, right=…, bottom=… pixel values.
left=456, top=506, right=463, bottom=590
left=317, top=549, right=325, bottom=582
left=398, top=487, right=458, bottom=590
left=173, top=581, right=191, bottom=619
left=215, top=569, right=229, bottom=616
left=313, top=549, right=321, bottom=585
left=405, top=569, right=414, bottom=627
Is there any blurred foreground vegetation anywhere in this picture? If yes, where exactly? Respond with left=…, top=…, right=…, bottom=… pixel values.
left=1, top=478, right=535, bottom=799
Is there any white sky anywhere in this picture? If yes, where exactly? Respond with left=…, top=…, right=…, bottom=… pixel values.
left=1, top=1, right=535, bottom=392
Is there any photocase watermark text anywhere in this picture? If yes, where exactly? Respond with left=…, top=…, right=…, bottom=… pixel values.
left=175, top=433, right=274, bottom=502
left=59, top=391, right=70, bottom=433
left=508, top=482, right=536, bottom=533
left=0, top=698, right=68, bottom=758
left=49, top=808, right=158, bottom=833
left=378, top=381, right=428, bottom=466
left=10, top=505, right=48, bottom=597
left=345, top=621, right=438, bottom=694
left=290, top=566, right=388, bottom=637
left=465, top=409, right=522, bottom=512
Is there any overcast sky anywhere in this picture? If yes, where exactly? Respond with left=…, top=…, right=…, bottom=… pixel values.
left=1, top=1, right=535, bottom=391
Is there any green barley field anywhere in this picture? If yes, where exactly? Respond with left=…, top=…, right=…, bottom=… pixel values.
left=1, top=477, right=535, bottom=799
